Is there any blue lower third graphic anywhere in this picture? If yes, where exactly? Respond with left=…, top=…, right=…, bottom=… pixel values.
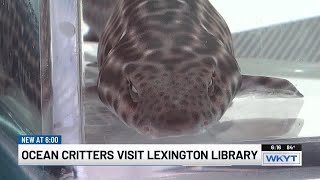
left=18, top=135, right=62, bottom=144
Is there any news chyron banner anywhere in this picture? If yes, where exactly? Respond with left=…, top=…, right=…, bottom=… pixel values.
left=18, top=135, right=302, bottom=166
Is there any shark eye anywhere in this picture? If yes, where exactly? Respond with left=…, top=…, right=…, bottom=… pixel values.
left=209, top=72, right=216, bottom=87
left=209, top=78, right=213, bottom=87
left=131, top=84, right=138, bottom=94
left=208, top=78, right=215, bottom=96
left=128, top=80, right=139, bottom=102
left=208, top=72, right=216, bottom=96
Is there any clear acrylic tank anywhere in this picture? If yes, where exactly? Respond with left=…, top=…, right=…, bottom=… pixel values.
left=0, top=0, right=320, bottom=180
left=81, top=0, right=320, bottom=144
left=81, top=0, right=320, bottom=179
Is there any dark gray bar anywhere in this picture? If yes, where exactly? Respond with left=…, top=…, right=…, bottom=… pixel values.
left=262, top=144, right=302, bottom=151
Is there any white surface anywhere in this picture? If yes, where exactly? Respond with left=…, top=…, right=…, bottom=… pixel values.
left=211, top=0, right=320, bottom=32
left=220, top=77, right=320, bottom=140
left=82, top=0, right=320, bottom=34
left=291, top=79, right=320, bottom=137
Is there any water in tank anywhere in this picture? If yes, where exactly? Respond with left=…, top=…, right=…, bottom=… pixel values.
left=0, top=0, right=45, bottom=179
left=0, top=0, right=77, bottom=179
left=81, top=0, right=320, bottom=179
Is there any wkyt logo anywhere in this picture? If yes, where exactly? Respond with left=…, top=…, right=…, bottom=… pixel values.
left=262, top=152, right=302, bottom=166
